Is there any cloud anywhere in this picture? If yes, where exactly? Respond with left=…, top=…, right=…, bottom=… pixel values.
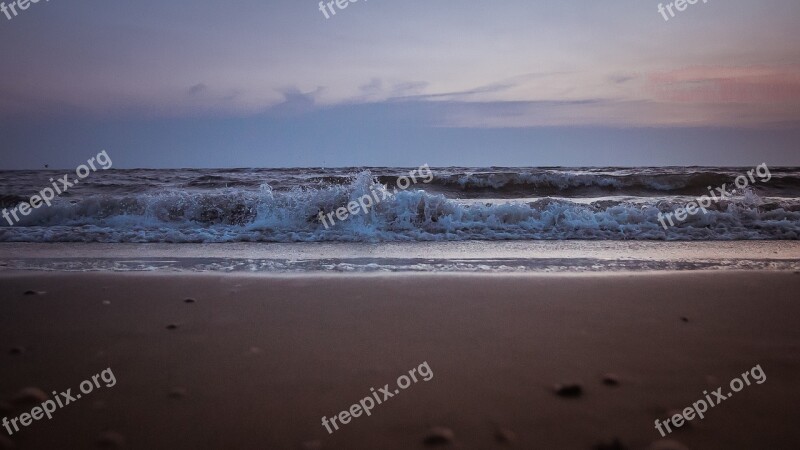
left=647, top=65, right=800, bottom=104
left=390, top=81, right=428, bottom=97
left=359, top=78, right=383, bottom=95
left=609, top=74, right=636, bottom=84
left=188, top=83, right=208, bottom=95
left=406, top=95, right=800, bottom=129
left=266, top=87, right=323, bottom=116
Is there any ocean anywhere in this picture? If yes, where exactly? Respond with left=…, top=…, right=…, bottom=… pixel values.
left=2, top=166, right=799, bottom=243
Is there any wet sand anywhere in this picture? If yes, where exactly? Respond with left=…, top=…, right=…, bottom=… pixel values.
left=1, top=272, right=799, bottom=449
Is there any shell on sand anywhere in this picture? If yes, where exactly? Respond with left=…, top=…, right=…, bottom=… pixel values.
left=11, top=387, right=49, bottom=405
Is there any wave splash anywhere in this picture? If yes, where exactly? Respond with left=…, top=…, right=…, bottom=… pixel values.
left=1, top=170, right=798, bottom=242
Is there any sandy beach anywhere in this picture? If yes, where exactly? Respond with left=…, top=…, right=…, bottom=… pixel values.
left=2, top=271, right=799, bottom=449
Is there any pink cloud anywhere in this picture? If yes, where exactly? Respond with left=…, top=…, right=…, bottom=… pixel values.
left=647, top=65, right=800, bottom=104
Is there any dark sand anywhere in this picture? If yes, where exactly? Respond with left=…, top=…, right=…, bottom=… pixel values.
left=1, top=272, right=800, bottom=449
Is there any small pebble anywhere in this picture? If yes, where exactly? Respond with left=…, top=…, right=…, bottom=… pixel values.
left=166, top=323, right=179, bottom=330
left=594, top=438, right=627, bottom=450
left=96, top=431, right=126, bottom=449
left=680, top=317, right=689, bottom=323
left=300, top=440, right=322, bottom=450
left=602, top=374, right=620, bottom=386
left=92, top=400, right=107, bottom=410
left=0, top=436, right=15, bottom=449
left=11, top=387, right=48, bottom=405
left=168, top=387, right=188, bottom=399
left=102, top=300, right=111, bottom=306
left=647, top=439, right=689, bottom=450
left=184, top=298, right=196, bottom=304
left=423, top=427, right=455, bottom=446
left=494, top=427, right=516, bottom=444
left=554, top=383, right=583, bottom=398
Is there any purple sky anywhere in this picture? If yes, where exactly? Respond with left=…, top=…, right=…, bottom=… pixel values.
left=1, top=0, right=799, bottom=168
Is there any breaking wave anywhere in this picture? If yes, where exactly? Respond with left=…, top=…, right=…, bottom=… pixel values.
left=1, top=170, right=798, bottom=242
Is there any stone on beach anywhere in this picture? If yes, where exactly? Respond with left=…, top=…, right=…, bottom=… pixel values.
left=666, top=409, right=693, bottom=429
left=647, top=439, right=689, bottom=450
left=168, top=387, right=188, bottom=399
left=423, top=427, right=455, bottom=446
left=554, top=383, right=583, bottom=398
left=602, top=374, right=620, bottom=386
left=594, top=437, right=628, bottom=450
left=494, top=427, right=517, bottom=444
left=0, top=436, right=15, bottom=449
left=96, top=431, right=126, bottom=448
left=92, top=400, right=107, bottom=410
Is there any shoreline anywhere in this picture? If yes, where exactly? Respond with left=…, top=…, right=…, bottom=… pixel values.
left=2, top=241, right=799, bottom=274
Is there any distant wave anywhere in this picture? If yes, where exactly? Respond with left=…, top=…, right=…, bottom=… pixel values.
left=1, top=170, right=798, bottom=242
left=414, top=170, right=800, bottom=198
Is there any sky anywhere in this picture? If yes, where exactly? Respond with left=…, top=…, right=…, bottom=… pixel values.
left=0, top=0, right=799, bottom=168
